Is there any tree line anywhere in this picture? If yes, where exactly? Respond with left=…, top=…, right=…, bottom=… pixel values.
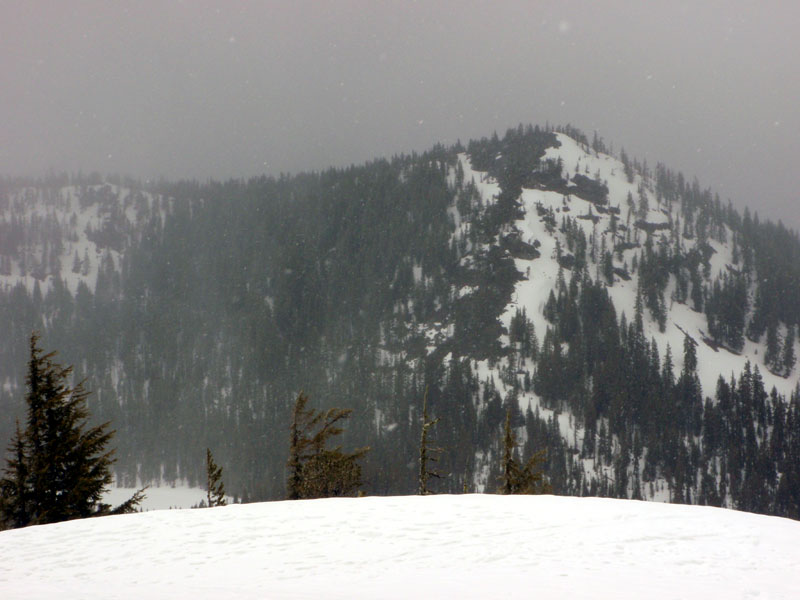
left=2, top=335, right=549, bottom=529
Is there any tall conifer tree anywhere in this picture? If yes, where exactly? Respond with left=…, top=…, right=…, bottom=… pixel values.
left=0, top=334, right=143, bottom=529
left=206, top=448, right=226, bottom=507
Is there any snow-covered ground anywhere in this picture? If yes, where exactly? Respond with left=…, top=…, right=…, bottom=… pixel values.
left=1, top=494, right=798, bottom=599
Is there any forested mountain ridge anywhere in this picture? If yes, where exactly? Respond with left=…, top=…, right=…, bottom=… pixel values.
left=1, top=125, right=799, bottom=517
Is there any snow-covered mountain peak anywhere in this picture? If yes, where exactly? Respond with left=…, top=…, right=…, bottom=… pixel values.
left=455, top=131, right=798, bottom=399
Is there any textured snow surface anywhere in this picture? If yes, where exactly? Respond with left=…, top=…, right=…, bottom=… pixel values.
left=2, top=494, right=798, bottom=599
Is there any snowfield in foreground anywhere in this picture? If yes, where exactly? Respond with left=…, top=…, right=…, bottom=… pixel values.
left=1, top=495, right=798, bottom=599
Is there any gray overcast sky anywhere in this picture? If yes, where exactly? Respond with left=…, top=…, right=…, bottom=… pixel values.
left=2, top=1, right=798, bottom=228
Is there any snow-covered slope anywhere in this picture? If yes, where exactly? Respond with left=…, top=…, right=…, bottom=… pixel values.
left=459, top=133, right=798, bottom=400
left=2, top=494, right=798, bottom=599
left=0, top=183, right=164, bottom=296
left=443, top=132, right=800, bottom=497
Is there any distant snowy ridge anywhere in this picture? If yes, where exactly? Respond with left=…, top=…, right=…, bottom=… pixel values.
left=0, top=183, right=165, bottom=296
left=1, top=494, right=798, bottom=599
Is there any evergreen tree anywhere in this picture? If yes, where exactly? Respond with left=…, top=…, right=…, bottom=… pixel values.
left=287, top=392, right=369, bottom=500
left=206, top=448, right=226, bottom=507
left=782, top=325, right=796, bottom=377
left=0, top=422, right=30, bottom=529
left=765, top=322, right=781, bottom=373
left=498, top=408, right=551, bottom=495
left=0, top=334, right=143, bottom=528
left=418, top=387, right=442, bottom=495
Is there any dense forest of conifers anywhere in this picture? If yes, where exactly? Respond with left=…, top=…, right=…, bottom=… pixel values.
left=0, top=124, right=799, bottom=518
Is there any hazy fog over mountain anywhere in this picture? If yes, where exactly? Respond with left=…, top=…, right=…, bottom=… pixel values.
left=1, top=1, right=798, bottom=228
